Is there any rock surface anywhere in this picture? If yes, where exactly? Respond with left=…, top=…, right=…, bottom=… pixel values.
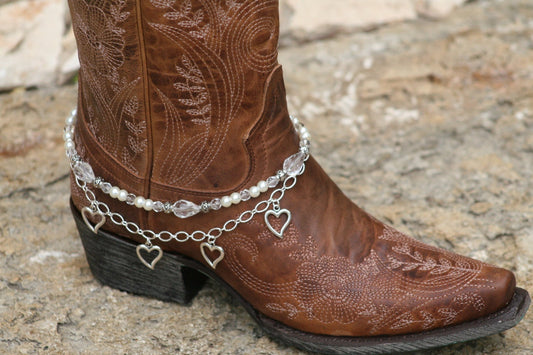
left=0, top=0, right=467, bottom=89
left=1, top=0, right=532, bottom=354
left=0, top=0, right=65, bottom=90
left=413, top=0, right=467, bottom=18
left=280, top=0, right=417, bottom=44
left=280, top=0, right=470, bottom=43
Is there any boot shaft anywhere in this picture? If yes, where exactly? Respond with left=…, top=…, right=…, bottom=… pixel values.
left=69, top=0, right=290, bottom=195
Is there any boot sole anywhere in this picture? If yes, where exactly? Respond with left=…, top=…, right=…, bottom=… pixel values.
left=71, top=201, right=530, bottom=355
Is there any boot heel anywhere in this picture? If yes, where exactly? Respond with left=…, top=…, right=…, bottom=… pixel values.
left=71, top=201, right=207, bottom=304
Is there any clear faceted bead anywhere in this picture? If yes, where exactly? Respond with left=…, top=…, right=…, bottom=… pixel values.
left=101, top=182, right=112, bottom=194
left=300, top=139, right=309, bottom=148
left=153, top=201, right=164, bottom=213
left=73, top=161, right=95, bottom=183
left=240, top=189, right=251, bottom=201
left=66, top=146, right=76, bottom=157
left=172, top=200, right=200, bottom=218
left=210, top=198, right=222, bottom=210
left=126, top=193, right=136, bottom=205
left=266, top=176, right=280, bottom=188
left=283, top=151, right=306, bottom=176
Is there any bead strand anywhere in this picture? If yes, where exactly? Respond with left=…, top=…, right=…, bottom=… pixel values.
left=64, top=110, right=310, bottom=219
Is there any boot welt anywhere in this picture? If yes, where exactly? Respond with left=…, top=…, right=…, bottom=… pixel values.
left=71, top=200, right=531, bottom=355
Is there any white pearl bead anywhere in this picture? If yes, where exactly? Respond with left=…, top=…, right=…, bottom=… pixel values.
left=143, top=199, right=154, bottom=211
left=134, top=196, right=146, bottom=208
left=63, top=131, right=73, bottom=141
left=249, top=186, right=260, bottom=198
left=64, top=140, right=75, bottom=150
left=117, top=189, right=128, bottom=201
left=301, top=131, right=310, bottom=140
left=258, top=180, right=268, bottom=192
left=221, top=196, right=232, bottom=208
left=109, top=186, right=120, bottom=198
left=230, top=192, right=241, bottom=205
left=66, top=115, right=75, bottom=125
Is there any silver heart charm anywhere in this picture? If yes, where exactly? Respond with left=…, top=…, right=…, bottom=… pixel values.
left=200, top=242, right=225, bottom=269
left=81, top=206, right=106, bottom=234
left=264, top=208, right=291, bottom=239
left=136, top=244, right=163, bottom=270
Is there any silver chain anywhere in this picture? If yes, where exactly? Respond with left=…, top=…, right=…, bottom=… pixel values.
left=76, top=165, right=303, bottom=247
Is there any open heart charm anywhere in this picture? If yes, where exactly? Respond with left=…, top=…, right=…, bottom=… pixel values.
left=81, top=206, right=106, bottom=234
left=200, top=242, right=225, bottom=269
left=136, top=244, right=163, bottom=270
left=264, top=208, right=291, bottom=239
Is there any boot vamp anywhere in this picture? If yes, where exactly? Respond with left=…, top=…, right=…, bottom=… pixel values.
left=209, top=157, right=516, bottom=336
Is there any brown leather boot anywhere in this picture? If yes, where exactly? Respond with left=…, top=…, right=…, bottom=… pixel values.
left=65, top=0, right=530, bottom=353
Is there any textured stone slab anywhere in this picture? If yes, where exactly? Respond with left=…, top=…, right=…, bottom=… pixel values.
left=414, top=0, right=468, bottom=18
left=0, top=0, right=468, bottom=88
left=0, top=0, right=65, bottom=90
left=280, top=0, right=417, bottom=43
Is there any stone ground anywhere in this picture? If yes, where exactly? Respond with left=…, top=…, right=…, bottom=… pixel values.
left=1, top=0, right=532, bottom=354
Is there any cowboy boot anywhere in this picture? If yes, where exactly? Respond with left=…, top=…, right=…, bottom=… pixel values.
left=64, top=0, right=530, bottom=353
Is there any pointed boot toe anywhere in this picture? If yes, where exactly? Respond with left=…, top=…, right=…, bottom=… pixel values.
left=476, top=264, right=516, bottom=315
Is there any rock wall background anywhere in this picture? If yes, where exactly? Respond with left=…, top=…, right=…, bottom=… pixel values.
left=1, top=0, right=532, bottom=354
left=0, top=0, right=467, bottom=90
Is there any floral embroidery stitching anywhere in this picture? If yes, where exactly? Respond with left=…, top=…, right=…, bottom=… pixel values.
left=71, top=0, right=146, bottom=174
left=222, top=223, right=496, bottom=334
left=147, top=0, right=279, bottom=187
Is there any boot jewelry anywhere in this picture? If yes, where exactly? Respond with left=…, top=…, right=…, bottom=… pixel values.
left=64, top=109, right=309, bottom=269
left=65, top=112, right=310, bottom=218
left=81, top=205, right=106, bottom=234
left=136, top=243, right=163, bottom=270
left=264, top=202, right=291, bottom=239
left=200, top=242, right=225, bottom=269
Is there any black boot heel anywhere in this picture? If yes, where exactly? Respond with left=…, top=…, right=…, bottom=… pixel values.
left=71, top=200, right=208, bottom=305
